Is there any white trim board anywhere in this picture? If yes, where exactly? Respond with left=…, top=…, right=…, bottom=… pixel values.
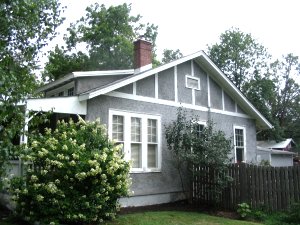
left=106, top=91, right=251, bottom=119
left=26, top=97, right=87, bottom=115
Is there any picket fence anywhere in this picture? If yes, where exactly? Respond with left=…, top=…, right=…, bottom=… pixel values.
left=192, top=164, right=300, bottom=211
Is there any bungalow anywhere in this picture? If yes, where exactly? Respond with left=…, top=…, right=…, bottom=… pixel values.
left=22, top=39, right=272, bottom=207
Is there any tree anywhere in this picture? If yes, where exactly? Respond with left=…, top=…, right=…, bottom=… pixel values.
left=269, top=54, right=300, bottom=142
left=207, top=27, right=270, bottom=90
left=165, top=108, right=232, bottom=202
left=208, top=28, right=300, bottom=142
left=162, top=49, right=183, bottom=64
left=43, top=3, right=158, bottom=81
left=0, top=0, right=64, bottom=188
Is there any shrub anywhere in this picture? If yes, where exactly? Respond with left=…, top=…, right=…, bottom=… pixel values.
left=280, top=202, right=300, bottom=225
left=237, top=203, right=251, bottom=219
left=165, top=108, right=233, bottom=203
left=9, top=118, right=131, bottom=225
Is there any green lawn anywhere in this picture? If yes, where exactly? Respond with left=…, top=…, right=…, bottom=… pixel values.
left=0, top=211, right=262, bottom=225
left=105, top=211, right=261, bottom=225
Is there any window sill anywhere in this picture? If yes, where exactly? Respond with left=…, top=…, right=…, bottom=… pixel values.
left=130, top=169, right=161, bottom=174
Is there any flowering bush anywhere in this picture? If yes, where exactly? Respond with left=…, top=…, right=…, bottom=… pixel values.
left=9, top=118, right=130, bottom=225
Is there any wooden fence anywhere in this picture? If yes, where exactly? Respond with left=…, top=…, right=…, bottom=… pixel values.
left=192, top=164, right=300, bottom=211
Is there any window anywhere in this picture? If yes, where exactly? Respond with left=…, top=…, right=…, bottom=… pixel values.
left=147, top=119, right=158, bottom=168
left=185, top=75, right=200, bottom=90
left=109, top=110, right=161, bottom=172
left=67, top=87, right=74, bottom=96
left=193, top=121, right=206, bottom=138
left=58, top=91, right=64, bottom=96
left=234, top=126, right=246, bottom=163
left=131, top=117, right=141, bottom=168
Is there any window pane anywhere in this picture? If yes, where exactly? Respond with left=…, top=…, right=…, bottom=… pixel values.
left=186, top=77, right=200, bottom=89
left=194, top=124, right=205, bottom=138
left=235, top=129, right=244, bottom=147
left=148, top=144, right=157, bottom=168
left=148, top=119, right=157, bottom=143
left=67, top=87, right=74, bottom=96
left=236, top=147, right=244, bottom=163
left=112, top=115, right=124, bottom=141
left=131, top=144, right=141, bottom=168
left=131, top=117, right=141, bottom=142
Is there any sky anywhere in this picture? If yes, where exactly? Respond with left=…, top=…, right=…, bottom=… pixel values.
left=43, top=0, right=300, bottom=68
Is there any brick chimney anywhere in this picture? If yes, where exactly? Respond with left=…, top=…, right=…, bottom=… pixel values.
left=134, top=39, right=152, bottom=73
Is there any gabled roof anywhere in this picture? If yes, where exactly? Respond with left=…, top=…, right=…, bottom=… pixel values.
left=37, top=69, right=133, bottom=92
left=257, top=146, right=296, bottom=155
left=257, top=138, right=296, bottom=149
left=270, top=138, right=295, bottom=149
left=77, top=51, right=273, bottom=130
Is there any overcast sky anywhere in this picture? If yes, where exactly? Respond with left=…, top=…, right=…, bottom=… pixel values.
left=44, top=0, right=300, bottom=66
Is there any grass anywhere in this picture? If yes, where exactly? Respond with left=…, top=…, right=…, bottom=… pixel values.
left=0, top=210, right=262, bottom=225
left=104, top=211, right=261, bottom=225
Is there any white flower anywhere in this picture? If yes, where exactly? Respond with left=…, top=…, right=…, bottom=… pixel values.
left=30, top=175, right=38, bottom=182
left=36, top=194, right=44, bottom=202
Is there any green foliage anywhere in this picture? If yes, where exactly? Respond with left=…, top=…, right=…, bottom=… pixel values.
left=165, top=108, right=233, bottom=201
left=259, top=159, right=271, bottom=166
left=162, top=49, right=183, bottom=64
left=249, top=209, right=268, bottom=222
left=208, top=28, right=300, bottom=143
left=0, top=0, right=64, bottom=190
left=280, top=203, right=300, bottom=225
left=207, top=27, right=270, bottom=90
left=43, top=3, right=159, bottom=81
left=9, top=118, right=130, bottom=225
left=237, top=203, right=251, bottom=219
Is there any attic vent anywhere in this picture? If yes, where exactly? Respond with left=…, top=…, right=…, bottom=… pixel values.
left=185, top=75, right=200, bottom=90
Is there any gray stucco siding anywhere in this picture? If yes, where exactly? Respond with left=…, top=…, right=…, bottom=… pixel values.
left=116, top=84, right=133, bottom=94
left=224, top=91, right=236, bottom=112
left=77, top=75, right=127, bottom=94
left=86, top=95, right=189, bottom=196
left=209, top=77, right=223, bottom=110
left=194, top=63, right=208, bottom=107
left=86, top=95, right=258, bottom=197
left=136, top=75, right=155, bottom=98
left=237, top=104, right=246, bottom=114
left=177, top=61, right=192, bottom=104
left=158, top=68, right=175, bottom=101
left=209, top=112, right=257, bottom=163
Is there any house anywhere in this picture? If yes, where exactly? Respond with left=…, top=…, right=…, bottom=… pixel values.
left=257, top=139, right=296, bottom=167
left=22, top=39, right=272, bottom=207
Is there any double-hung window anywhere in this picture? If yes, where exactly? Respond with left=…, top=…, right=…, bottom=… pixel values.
left=234, top=126, right=246, bottom=163
left=109, top=110, right=161, bottom=172
left=193, top=121, right=206, bottom=138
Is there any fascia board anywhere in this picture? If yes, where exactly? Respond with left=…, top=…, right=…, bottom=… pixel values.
left=72, top=69, right=133, bottom=77
left=37, top=70, right=134, bottom=93
left=36, top=74, right=74, bottom=93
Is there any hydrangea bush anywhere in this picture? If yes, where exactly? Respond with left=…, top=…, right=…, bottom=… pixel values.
left=10, top=118, right=131, bottom=225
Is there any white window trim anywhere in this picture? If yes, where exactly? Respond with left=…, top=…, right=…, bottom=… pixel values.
left=233, top=125, right=246, bottom=163
left=108, top=109, right=161, bottom=173
left=185, top=75, right=200, bottom=90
